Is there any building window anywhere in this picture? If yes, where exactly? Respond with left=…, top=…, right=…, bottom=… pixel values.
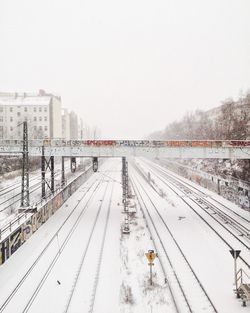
left=0, top=107, right=3, bottom=112
left=39, top=125, right=42, bottom=130
left=34, top=126, right=37, bottom=130
left=39, top=116, right=42, bottom=121
left=39, top=107, right=42, bottom=112
left=34, top=107, right=37, bottom=112
left=0, top=116, right=3, bottom=122
left=10, top=117, right=13, bottom=122
left=17, top=112, right=21, bottom=117
left=0, top=126, right=3, bottom=131
left=44, top=116, right=47, bottom=122
left=34, top=116, right=37, bottom=121
left=44, top=107, right=47, bottom=112
left=45, top=126, right=48, bottom=131
left=24, top=107, right=27, bottom=112
left=10, top=107, right=13, bottom=112
left=10, top=127, right=13, bottom=131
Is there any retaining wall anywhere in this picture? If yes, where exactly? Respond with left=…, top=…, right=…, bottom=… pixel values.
left=159, top=160, right=250, bottom=211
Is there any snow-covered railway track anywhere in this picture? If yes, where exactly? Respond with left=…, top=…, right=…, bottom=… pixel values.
left=0, top=168, right=68, bottom=237
left=0, top=162, right=71, bottom=199
left=0, top=167, right=69, bottom=213
left=63, top=181, right=114, bottom=313
left=130, top=171, right=218, bottom=313
left=0, top=177, right=103, bottom=313
left=137, top=159, right=250, bottom=269
left=0, top=175, right=40, bottom=197
left=143, top=161, right=250, bottom=242
left=152, top=160, right=250, bottom=225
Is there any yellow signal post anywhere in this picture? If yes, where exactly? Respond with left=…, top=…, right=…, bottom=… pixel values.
left=145, top=250, right=158, bottom=285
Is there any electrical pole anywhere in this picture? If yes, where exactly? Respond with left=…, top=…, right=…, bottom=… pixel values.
left=41, top=145, right=55, bottom=199
left=61, top=156, right=65, bottom=186
left=21, top=121, right=30, bottom=207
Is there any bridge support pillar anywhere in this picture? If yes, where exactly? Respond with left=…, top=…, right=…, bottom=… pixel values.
left=93, top=157, right=98, bottom=172
left=71, top=157, right=76, bottom=173
left=61, top=156, right=65, bottom=186
left=41, top=146, right=55, bottom=199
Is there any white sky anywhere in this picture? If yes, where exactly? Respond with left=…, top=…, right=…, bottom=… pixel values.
left=0, top=0, right=250, bottom=139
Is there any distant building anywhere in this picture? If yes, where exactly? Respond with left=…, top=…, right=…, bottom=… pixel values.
left=62, top=108, right=70, bottom=140
left=69, top=111, right=78, bottom=139
left=78, top=117, right=84, bottom=139
left=0, top=90, right=62, bottom=139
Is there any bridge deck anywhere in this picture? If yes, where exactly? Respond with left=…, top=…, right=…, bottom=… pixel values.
left=0, top=140, right=249, bottom=159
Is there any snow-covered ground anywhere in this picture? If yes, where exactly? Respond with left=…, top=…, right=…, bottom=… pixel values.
left=0, top=157, right=249, bottom=312
left=0, top=158, right=89, bottom=228
left=131, top=157, right=250, bottom=312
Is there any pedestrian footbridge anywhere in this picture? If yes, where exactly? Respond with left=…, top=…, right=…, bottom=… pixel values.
left=0, top=139, right=249, bottom=159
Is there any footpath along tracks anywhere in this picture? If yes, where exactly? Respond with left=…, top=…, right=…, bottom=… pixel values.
left=0, top=161, right=119, bottom=313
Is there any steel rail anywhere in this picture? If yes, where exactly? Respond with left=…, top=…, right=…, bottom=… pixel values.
left=137, top=160, right=250, bottom=269
left=0, top=178, right=102, bottom=313
left=130, top=169, right=218, bottom=313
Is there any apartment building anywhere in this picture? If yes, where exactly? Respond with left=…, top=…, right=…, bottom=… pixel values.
left=69, top=111, right=78, bottom=139
left=62, top=108, right=70, bottom=140
left=0, top=90, right=62, bottom=139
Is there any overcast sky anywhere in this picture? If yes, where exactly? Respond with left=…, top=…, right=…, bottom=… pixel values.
left=0, top=0, right=250, bottom=139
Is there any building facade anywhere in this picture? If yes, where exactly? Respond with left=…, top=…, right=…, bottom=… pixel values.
left=62, top=108, right=70, bottom=140
left=69, top=111, right=78, bottom=139
left=0, top=90, right=62, bottom=139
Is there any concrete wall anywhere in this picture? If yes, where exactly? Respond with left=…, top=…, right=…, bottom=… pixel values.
left=159, top=160, right=250, bottom=210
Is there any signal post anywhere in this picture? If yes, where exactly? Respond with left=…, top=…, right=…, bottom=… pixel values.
left=145, top=250, right=158, bottom=285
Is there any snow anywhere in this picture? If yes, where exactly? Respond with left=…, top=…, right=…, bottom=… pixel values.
left=0, top=160, right=123, bottom=313
left=0, top=157, right=249, bottom=312
left=0, top=158, right=90, bottom=229
left=120, top=198, right=176, bottom=313
left=131, top=158, right=250, bottom=312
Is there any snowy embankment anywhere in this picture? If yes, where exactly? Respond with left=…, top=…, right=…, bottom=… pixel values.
left=131, top=157, right=250, bottom=312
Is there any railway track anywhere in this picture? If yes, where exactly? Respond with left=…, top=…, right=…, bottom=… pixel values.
left=130, top=170, right=218, bottom=313
left=0, top=166, right=70, bottom=213
left=142, top=160, right=250, bottom=240
left=63, top=181, right=114, bottom=313
left=135, top=159, right=250, bottom=269
left=0, top=164, right=88, bottom=236
left=157, top=159, right=250, bottom=225
left=0, top=176, right=103, bottom=313
left=0, top=161, right=72, bottom=197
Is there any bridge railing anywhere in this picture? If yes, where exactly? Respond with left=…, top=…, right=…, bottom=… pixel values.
left=0, top=139, right=250, bottom=148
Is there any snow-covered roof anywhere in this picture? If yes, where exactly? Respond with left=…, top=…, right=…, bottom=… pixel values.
left=0, top=94, right=51, bottom=106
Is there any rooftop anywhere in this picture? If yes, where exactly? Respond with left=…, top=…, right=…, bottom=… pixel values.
left=0, top=90, right=60, bottom=106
